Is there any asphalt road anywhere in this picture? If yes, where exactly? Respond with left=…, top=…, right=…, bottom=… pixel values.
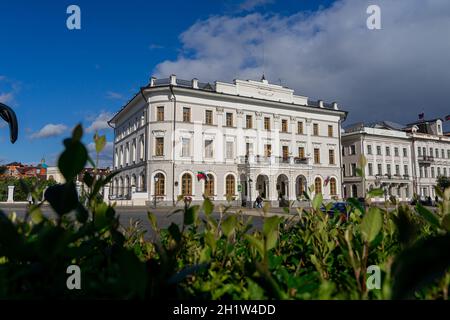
left=0, top=204, right=269, bottom=239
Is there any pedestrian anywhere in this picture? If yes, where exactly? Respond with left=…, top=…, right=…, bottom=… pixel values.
left=255, top=195, right=263, bottom=208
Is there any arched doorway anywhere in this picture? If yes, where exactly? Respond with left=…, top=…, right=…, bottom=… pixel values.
left=154, top=173, right=165, bottom=196
left=295, top=175, right=307, bottom=199
left=276, top=174, right=289, bottom=199
left=256, top=174, right=269, bottom=199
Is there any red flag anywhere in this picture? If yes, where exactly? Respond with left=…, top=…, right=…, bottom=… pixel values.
left=196, top=171, right=208, bottom=182
left=445, top=115, right=450, bottom=121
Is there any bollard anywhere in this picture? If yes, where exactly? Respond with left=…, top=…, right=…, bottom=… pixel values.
left=7, top=185, right=14, bottom=203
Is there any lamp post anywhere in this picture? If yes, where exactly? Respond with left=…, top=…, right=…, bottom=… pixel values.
left=154, top=176, right=159, bottom=208
left=0, top=103, right=18, bottom=143
left=248, top=177, right=253, bottom=208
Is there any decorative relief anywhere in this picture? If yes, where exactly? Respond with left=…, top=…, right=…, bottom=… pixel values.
left=216, top=107, right=224, bottom=114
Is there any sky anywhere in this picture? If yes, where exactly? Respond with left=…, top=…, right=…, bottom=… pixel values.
left=1, top=0, right=449, bottom=167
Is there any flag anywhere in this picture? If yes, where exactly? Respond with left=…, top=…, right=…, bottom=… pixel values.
left=445, top=114, right=450, bottom=121
left=196, top=171, right=208, bottom=182
left=323, top=176, right=330, bottom=187
left=418, top=113, right=424, bottom=119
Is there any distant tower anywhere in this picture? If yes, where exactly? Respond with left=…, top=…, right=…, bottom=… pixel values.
left=261, top=73, right=268, bottom=84
left=39, top=157, right=48, bottom=176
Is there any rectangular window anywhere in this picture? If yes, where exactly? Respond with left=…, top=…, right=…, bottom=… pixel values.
left=431, top=167, right=435, bottom=178
left=377, top=163, right=382, bottom=175
left=204, top=140, right=214, bottom=158
left=282, top=146, right=289, bottom=160
left=297, top=122, right=304, bottom=134
left=183, top=107, right=191, bottom=122
left=448, top=150, right=450, bottom=159
left=181, top=138, right=190, bottom=157
left=314, top=148, right=320, bottom=164
left=351, top=163, right=357, bottom=176
left=424, top=167, right=428, bottom=178
left=157, top=106, right=164, bottom=121
left=313, top=123, right=319, bottom=136
left=395, top=164, right=400, bottom=175
left=377, top=146, right=382, bottom=155
left=350, top=145, right=356, bottom=155
left=367, top=145, right=372, bottom=155
left=368, top=163, right=373, bottom=176
left=403, top=148, right=407, bottom=157
left=437, top=167, right=441, bottom=176
left=281, top=119, right=288, bottom=133
left=329, top=149, right=335, bottom=165
left=264, top=117, right=271, bottom=130
left=387, top=164, right=391, bottom=176
left=386, top=147, right=390, bottom=156
left=298, top=147, right=305, bottom=159
left=155, top=137, right=164, bottom=156
left=246, top=142, right=253, bottom=156
left=328, top=125, right=333, bottom=137
left=226, top=141, right=234, bottom=159
left=442, top=149, right=445, bottom=158
left=435, top=148, right=439, bottom=158
left=404, top=165, right=408, bottom=176
left=394, top=147, right=399, bottom=157
left=205, top=110, right=213, bottom=125
left=264, top=144, right=272, bottom=157
left=418, top=147, right=422, bottom=156
left=246, top=115, right=253, bottom=129
left=226, top=112, right=233, bottom=127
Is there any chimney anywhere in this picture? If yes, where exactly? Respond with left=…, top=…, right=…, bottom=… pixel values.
left=170, top=74, right=177, bottom=85
left=192, top=78, right=199, bottom=89
left=332, top=102, right=338, bottom=110
left=318, top=100, right=324, bottom=108
left=150, top=76, right=156, bottom=87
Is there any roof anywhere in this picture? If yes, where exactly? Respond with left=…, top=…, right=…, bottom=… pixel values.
left=405, top=118, right=442, bottom=127
left=344, top=120, right=405, bottom=132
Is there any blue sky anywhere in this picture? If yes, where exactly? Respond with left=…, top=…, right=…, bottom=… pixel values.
left=1, top=0, right=449, bottom=166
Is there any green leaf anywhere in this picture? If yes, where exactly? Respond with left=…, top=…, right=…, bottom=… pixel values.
left=204, top=231, right=216, bottom=252
left=168, top=223, right=181, bottom=243
left=312, top=193, right=323, bottom=211
left=147, top=211, right=158, bottom=230
left=367, top=188, right=384, bottom=198
left=392, top=234, right=450, bottom=299
left=359, top=154, right=367, bottom=168
left=44, top=182, right=79, bottom=216
left=355, top=168, right=364, bottom=178
left=72, top=123, right=83, bottom=141
left=265, top=230, right=278, bottom=251
left=263, top=216, right=280, bottom=236
left=222, top=215, right=237, bottom=237
left=441, top=214, right=450, bottom=232
left=244, top=234, right=264, bottom=257
left=184, top=205, right=199, bottom=226
left=360, top=207, right=382, bottom=243
left=58, top=140, right=88, bottom=181
left=203, top=197, right=214, bottom=216
left=94, top=134, right=107, bottom=153
left=347, top=197, right=365, bottom=214
left=416, top=203, right=440, bottom=228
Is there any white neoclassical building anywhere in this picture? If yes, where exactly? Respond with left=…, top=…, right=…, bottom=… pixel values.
left=342, top=119, right=450, bottom=202
left=108, top=75, right=347, bottom=206
left=342, top=121, right=414, bottom=202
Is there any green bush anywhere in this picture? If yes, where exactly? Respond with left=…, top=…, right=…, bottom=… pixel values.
left=0, top=125, right=449, bottom=299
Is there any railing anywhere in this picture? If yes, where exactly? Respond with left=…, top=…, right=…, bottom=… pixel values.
left=418, top=155, right=434, bottom=162
left=238, top=156, right=309, bottom=165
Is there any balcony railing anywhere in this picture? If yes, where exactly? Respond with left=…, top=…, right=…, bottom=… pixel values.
left=418, top=155, right=434, bottom=163
left=238, top=155, right=309, bottom=165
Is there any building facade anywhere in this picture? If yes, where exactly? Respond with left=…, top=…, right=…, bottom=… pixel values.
left=342, top=119, right=450, bottom=202
left=405, top=119, right=450, bottom=199
left=108, top=75, right=347, bottom=206
left=342, top=122, right=414, bottom=202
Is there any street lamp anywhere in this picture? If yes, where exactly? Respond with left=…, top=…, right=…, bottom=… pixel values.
left=154, top=175, right=159, bottom=208
left=0, top=103, right=18, bottom=143
left=248, top=177, right=253, bottom=208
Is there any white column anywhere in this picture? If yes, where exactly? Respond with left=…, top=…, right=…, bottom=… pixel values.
left=103, top=186, right=110, bottom=203
left=7, top=186, right=14, bottom=203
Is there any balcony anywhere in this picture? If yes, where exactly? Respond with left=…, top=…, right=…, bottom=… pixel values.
left=418, top=155, right=434, bottom=164
left=238, top=155, right=309, bottom=166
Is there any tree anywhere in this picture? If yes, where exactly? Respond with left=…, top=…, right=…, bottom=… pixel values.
left=436, top=175, right=450, bottom=191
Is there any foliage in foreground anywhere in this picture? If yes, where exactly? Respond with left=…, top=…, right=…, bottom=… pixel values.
left=0, top=125, right=449, bottom=300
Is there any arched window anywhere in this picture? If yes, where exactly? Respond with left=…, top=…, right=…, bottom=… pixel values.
left=225, top=175, right=235, bottom=196
left=315, top=177, right=322, bottom=194
left=131, top=174, right=136, bottom=187
left=119, top=177, right=124, bottom=196
left=140, top=173, right=146, bottom=191
left=125, top=176, right=130, bottom=196
left=204, top=174, right=214, bottom=197
left=181, top=173, right=192, bottom=196
left=155, top=173, right=165, bottom=196
left=352, top=184, right=358, bottom=198
left=329, top=178, right=337, bottom=195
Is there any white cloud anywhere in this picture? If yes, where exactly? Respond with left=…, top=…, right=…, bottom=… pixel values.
left=240, top=0, right=274, bottom=11
left=30, top=124, right=68, bottom=139
left=0, top=92, right=14, bottom=104
left=86, top=111, right=114, bottom=133
left=106, top=91, right=124, bottom=100
left=154, top=0, right=450, bottom=127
